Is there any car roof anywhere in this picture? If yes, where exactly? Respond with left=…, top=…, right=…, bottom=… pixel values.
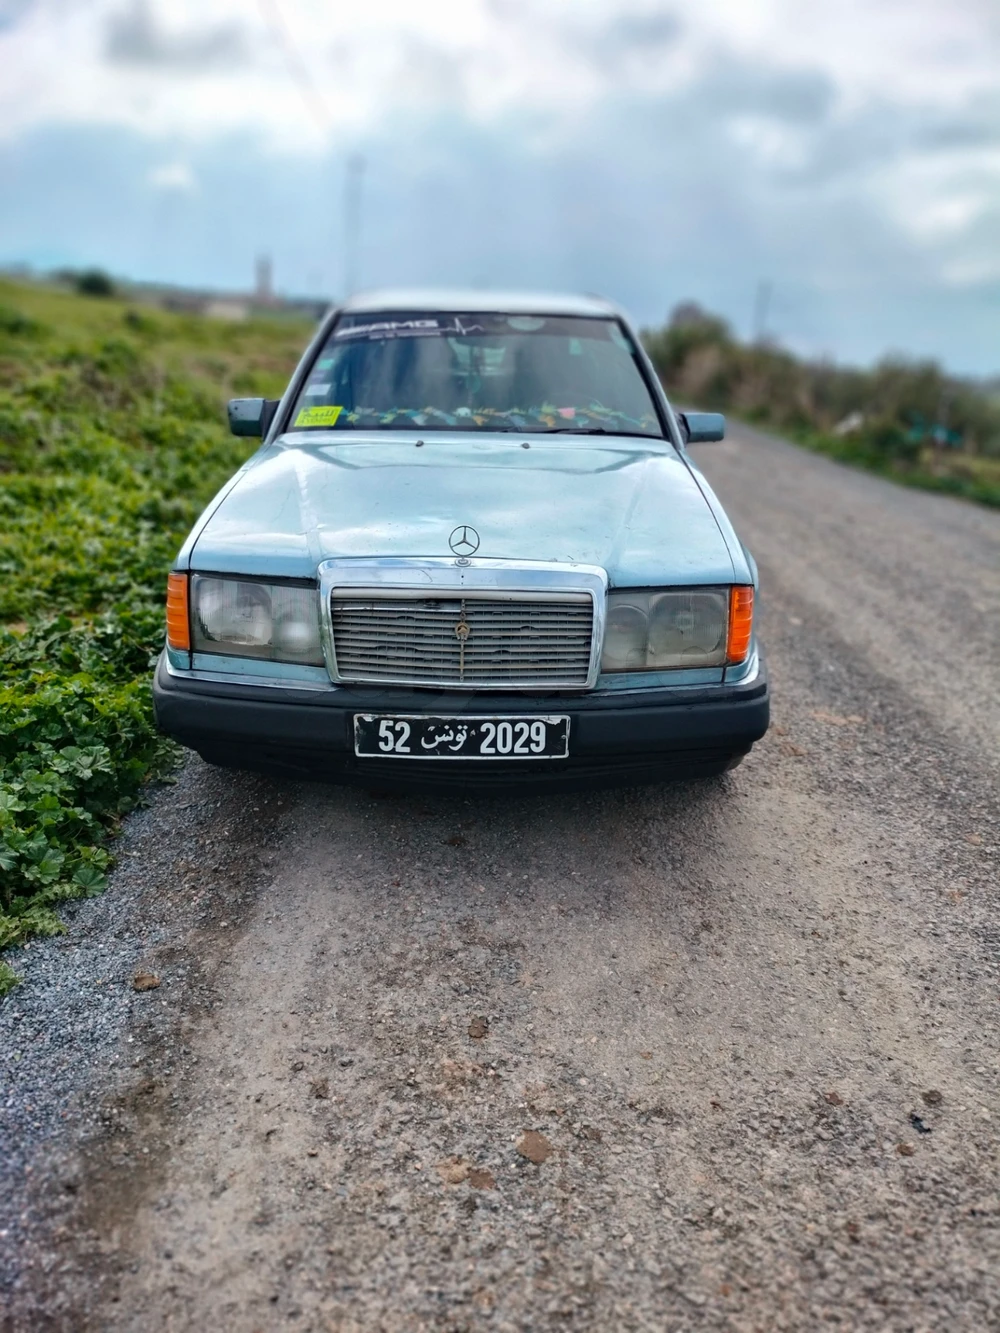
left=340, top=288, right=624, bottom=319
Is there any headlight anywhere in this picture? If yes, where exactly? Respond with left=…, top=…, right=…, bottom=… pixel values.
left=191, top=575, right=324, bottom=665
left=602, top=587, right=751, bottom=672
left=602, top=599, right=649, bottom=671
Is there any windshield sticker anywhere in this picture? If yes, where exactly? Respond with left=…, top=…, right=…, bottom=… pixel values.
left=294, top=405, right=343, bottom=428
left=317, top=358, right=333, bottom=369
left=334, top=315, right=495, bottom=342
left=331, top=314, right=621, bottom=348
left=334, top=319, right=443, bottom=340
left=304, top=382, right=331, bottom=396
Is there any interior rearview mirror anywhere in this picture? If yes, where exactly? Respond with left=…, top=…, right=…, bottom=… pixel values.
left=678, top=411, right=725, bottom=444
left=228, top=398, right=280, bottom=438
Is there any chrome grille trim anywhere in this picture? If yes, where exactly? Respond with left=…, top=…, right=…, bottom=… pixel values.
left=332, top=595, right=592, bottom=685
left=317, top=558, right=608, bottom=690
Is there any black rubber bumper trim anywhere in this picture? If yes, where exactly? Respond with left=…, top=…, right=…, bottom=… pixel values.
left=153, top=654, right=769, bottom=759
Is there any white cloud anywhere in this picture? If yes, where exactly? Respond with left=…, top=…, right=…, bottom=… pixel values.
left=906, top=193, right=989, bottom=242
left=0, top=0, right=996, bottom=150
left=942, top=255, right=1000, bottom=286
left=870, top=144, right=1000, bottom=268
left=147, top=161, right=197, bottom=191
left=728, top=116, right=813, bottom=172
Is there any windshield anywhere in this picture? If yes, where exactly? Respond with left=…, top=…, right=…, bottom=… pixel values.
left=287, top=312, right=663, bottom=437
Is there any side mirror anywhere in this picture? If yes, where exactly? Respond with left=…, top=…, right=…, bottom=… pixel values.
left=227, top=398, right=280, bottom=438
left=678, top=411, right=725, bottom=443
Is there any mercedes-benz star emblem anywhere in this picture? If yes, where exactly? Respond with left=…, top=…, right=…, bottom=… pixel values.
left=449, top=525, right=480, bottom=556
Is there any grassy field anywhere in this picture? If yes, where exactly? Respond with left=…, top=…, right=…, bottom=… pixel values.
left=0, top=279, right=311, bottom=993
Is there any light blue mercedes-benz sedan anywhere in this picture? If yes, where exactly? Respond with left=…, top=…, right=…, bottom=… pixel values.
left=154, top=290, right=768, bottom=791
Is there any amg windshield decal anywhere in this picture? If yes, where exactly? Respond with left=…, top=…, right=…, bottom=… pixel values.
left=334, top=319, right=444, bottom=339
left=335, top=316, right=491, bottom=341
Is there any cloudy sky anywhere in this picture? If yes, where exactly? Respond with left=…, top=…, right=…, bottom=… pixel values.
left=1, top=0, right=999, bottom=372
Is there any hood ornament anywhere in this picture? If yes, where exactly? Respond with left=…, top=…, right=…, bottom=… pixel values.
left=449, top=525, right=480, bottom=556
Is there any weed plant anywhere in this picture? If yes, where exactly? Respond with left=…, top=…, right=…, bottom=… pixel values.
left=0, top=280, right=310, bottom=993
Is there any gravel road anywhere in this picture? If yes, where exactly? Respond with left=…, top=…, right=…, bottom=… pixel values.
left=3, top=425, right=999, bottom=1332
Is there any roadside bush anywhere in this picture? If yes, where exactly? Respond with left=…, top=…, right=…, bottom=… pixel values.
left=0, top=278, right=311, bottom=994
left=74, top=269, right=116, bottom=298
left=644, top=303, right=1000, bottom=506
left=861, top=417, right=921, bottom=464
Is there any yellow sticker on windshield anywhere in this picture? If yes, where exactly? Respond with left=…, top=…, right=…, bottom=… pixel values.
left=294, top=405, right=343, bottom=428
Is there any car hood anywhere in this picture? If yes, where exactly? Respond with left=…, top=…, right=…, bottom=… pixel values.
left=189, top=432, right=737, bottom=587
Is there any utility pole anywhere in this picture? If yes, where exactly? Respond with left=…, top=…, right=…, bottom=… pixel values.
left=344, top=154, right=366, bottom=298
left=254, top=254, right=274, bottom=306
left=752, top=279, right=773, bottom=344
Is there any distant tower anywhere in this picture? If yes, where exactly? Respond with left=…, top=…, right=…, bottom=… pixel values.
left=255, top=254, right=274, bottom=305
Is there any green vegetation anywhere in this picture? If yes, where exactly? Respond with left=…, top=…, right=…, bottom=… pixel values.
left=0, top=279, right=311, bottom=994
left=644, top=305, right=1000, bottom=508
left=75, top=268, right=117, bottom=299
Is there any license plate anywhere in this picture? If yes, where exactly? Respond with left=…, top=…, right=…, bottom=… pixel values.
left=353, top=714, right=570, bottom=760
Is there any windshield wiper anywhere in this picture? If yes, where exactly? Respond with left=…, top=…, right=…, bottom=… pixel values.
left=543, top=427, right=663, bottom=439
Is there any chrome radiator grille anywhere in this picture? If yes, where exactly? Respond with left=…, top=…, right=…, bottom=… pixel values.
left=330, top=593, right=594, bottom=687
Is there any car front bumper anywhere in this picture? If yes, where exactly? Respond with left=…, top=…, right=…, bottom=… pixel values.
left=152, top=653, right=769, bottom=792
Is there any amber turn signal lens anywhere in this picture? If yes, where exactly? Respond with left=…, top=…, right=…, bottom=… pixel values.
left=727, top=585, right=754, bottom=664
left=166, top=572, right=191, bottom=651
